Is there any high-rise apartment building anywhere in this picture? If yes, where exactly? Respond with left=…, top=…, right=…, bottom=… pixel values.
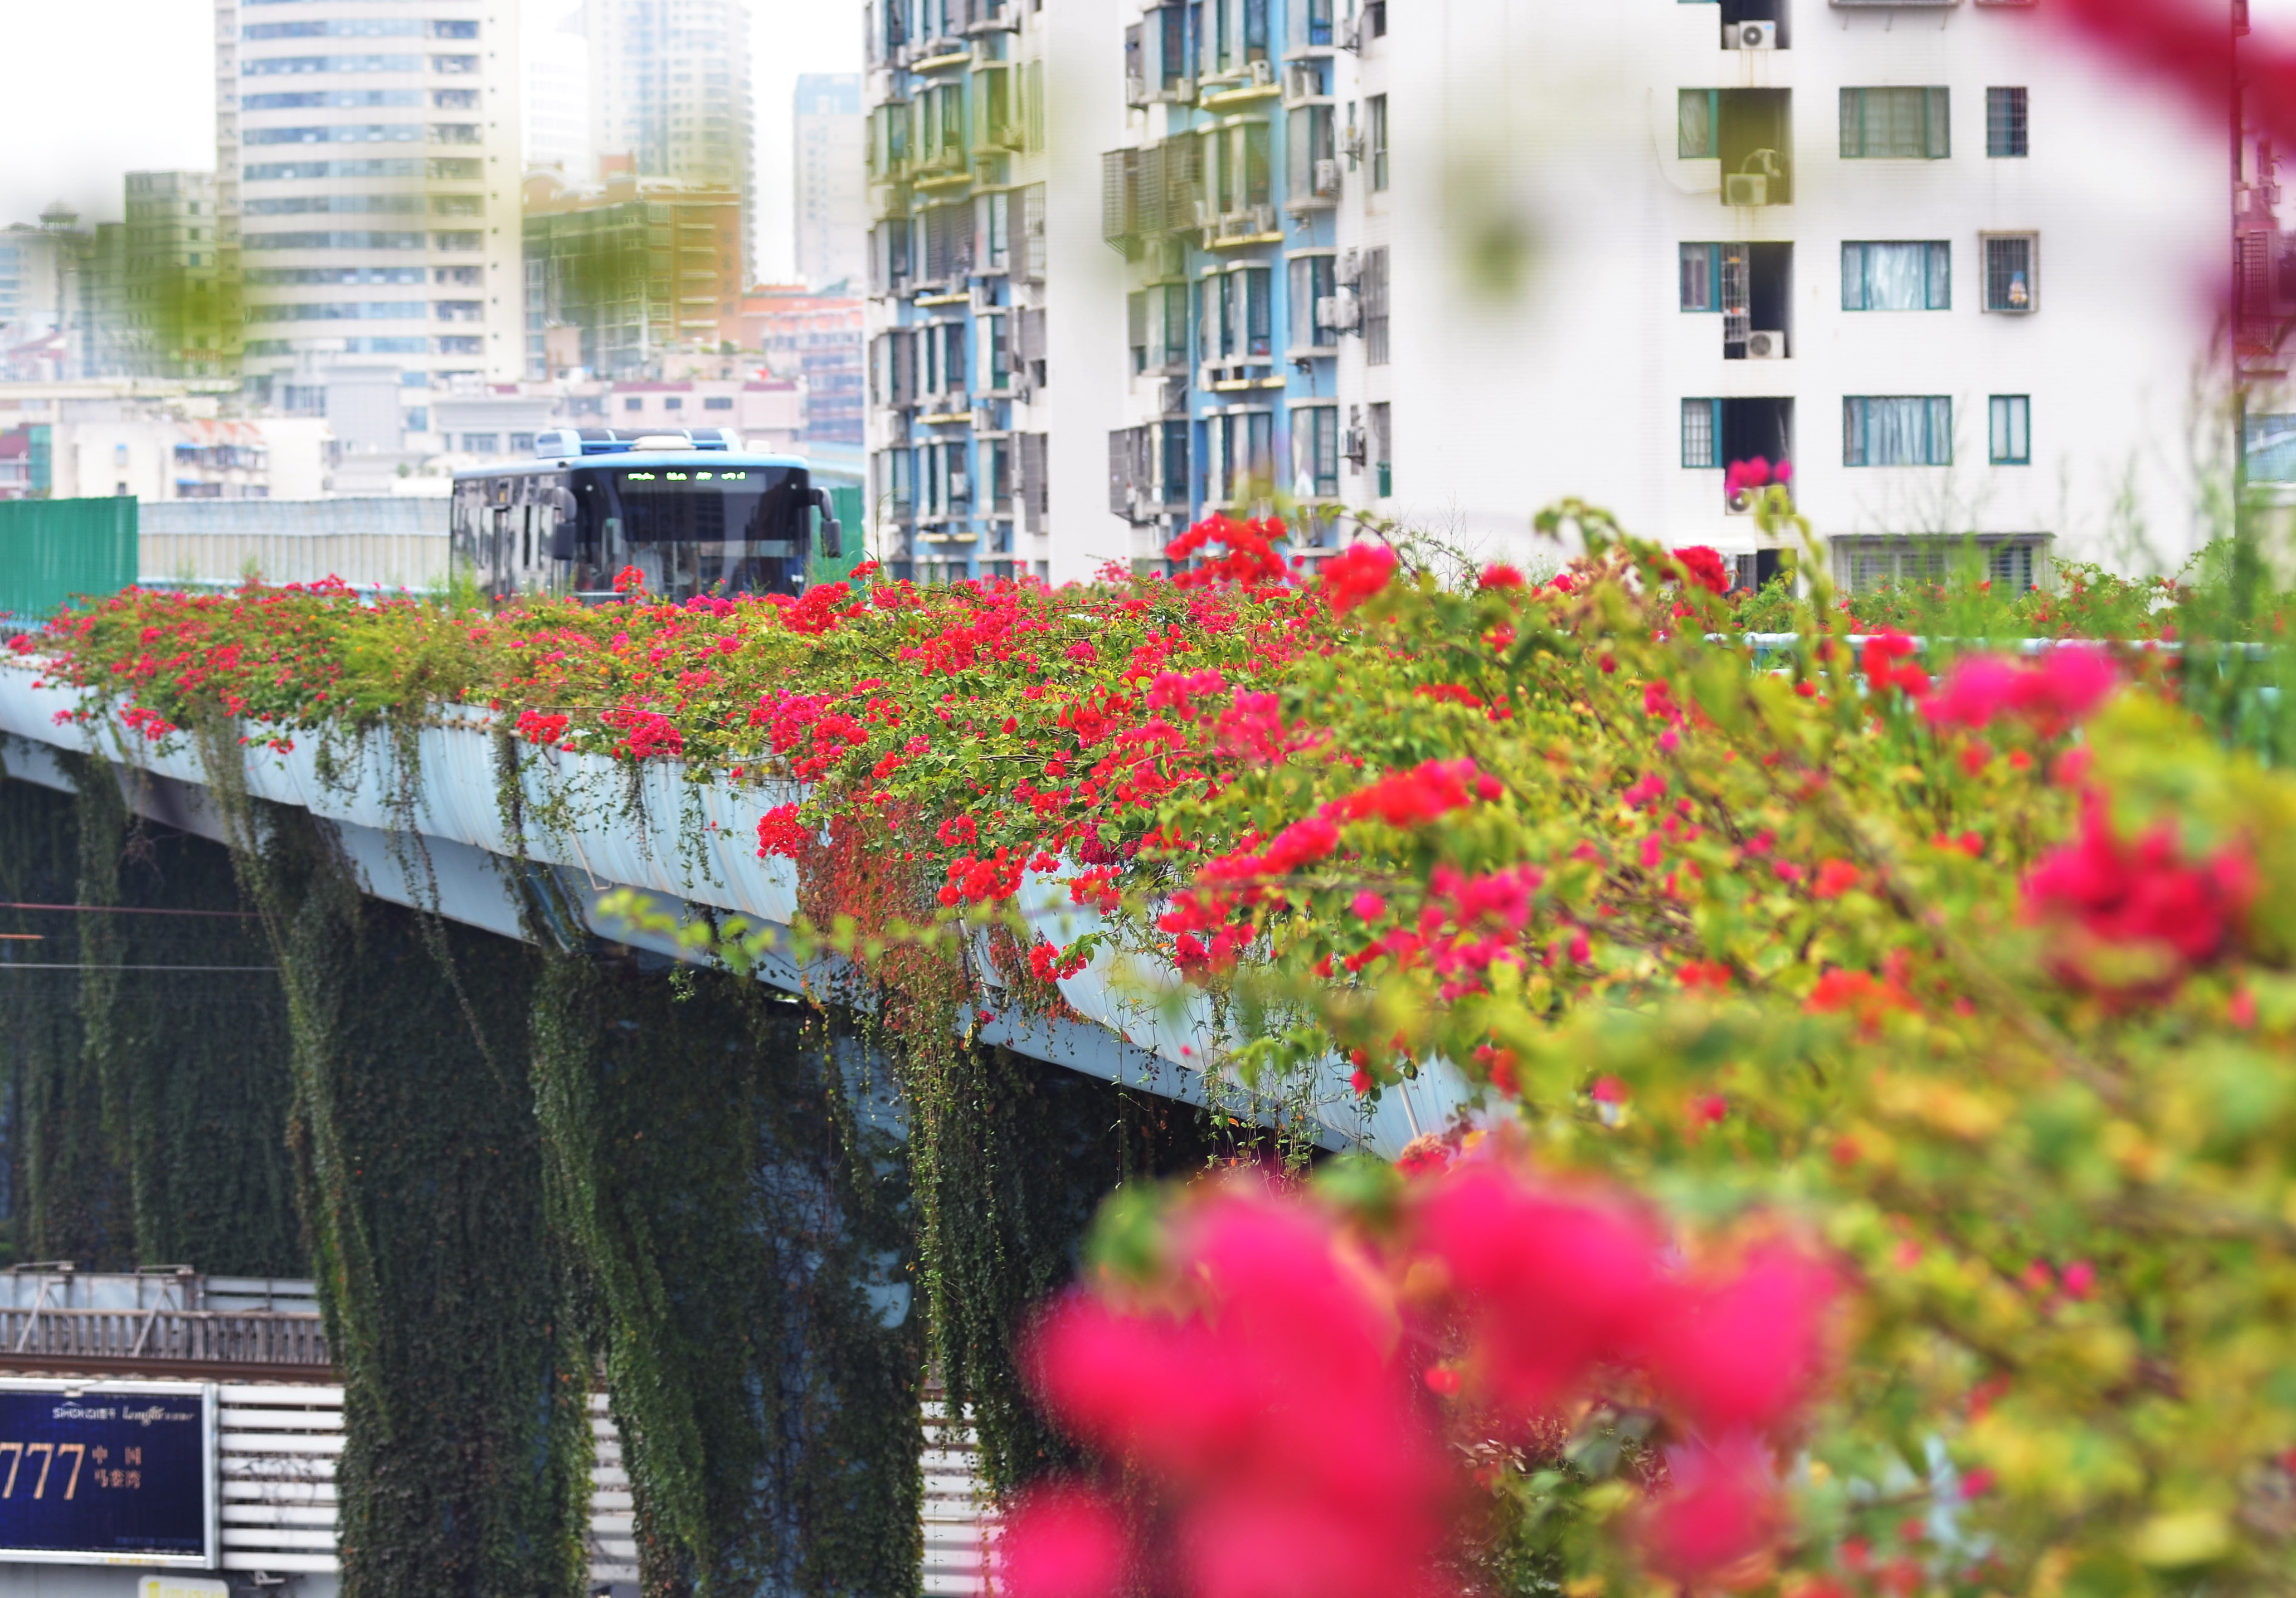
left=860, top=0, right=1127, bottom=582
left=794, top=74, right=865, bottom=291
left=584, top=0, right=755, bottom=275
left=526, top=8, right=595, bottom=179
left=867, top=0, right=2230, bottom=588
left=214, top=0, right=524, bottom=426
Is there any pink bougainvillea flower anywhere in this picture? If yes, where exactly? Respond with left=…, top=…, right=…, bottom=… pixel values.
left=1923, top=647, right=2118, bottom=735
left=2022, top=792, right=2254, bottom=992
left=1860, top=632, right=1930, bottom=700
left=1637, top=1435, right=1785, bottom=1585
left=1477, top=562, right=1526, bottom=590
left=997, top=1484, right=1134, bottom=1598
left=1642, top=1241, right=1842, bottom=1437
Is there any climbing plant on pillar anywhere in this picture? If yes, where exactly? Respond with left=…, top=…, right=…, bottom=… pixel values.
left=526, top=917, right=923, bottom=1598
left=209, top=782, right=588, bottom=1598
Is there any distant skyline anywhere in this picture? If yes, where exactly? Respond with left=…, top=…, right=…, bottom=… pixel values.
left=0, top=0, right=860, bottom=282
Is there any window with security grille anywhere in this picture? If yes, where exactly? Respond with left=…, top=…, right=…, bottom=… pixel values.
left=1292, top=406, right=1339, bottom=497
left=1840, top=86, right=1949, bottom=158
left=1833, top=535, right=2047, bottom=593
left=1369, top=402, right=1392, bottom=497
left=1843, top=396, right=1952, bottom=466
left=1369, top=95, right=1389, bottom=190
left=1681, top=398, right=1719, bottom=468
left=1983, top=234, right=2037, bottom=311
left=1986, top=87, right=2028, bottom=157
left=1361, top=247, right=1389, bottom=365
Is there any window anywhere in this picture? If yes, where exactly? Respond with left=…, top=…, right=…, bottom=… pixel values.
left=1843, top=396, right=1953, bottom=466
left=1989, top=395, right=2030, bottom=465
left=704, top=396, right=734, bottom=411
left=1833, top=536, right=2047, bottom=593
left=1130, top=290, right=1150, bottom=372
left=461, top=433, right=499, bottom=454
left=1679, top=89, right=1718, bottom=158
left=1841, top=242, right=1950, bottom=310
left=664, top=397, right=683, bottom=411
left=1681, top=242, right=1720, bottom=310
left=1162, top=282, right=1190, bottom=367
left=1293, top=405, right=1339, bottom=496
left=1368, top=402, right=1392, bottom=497
left=1162, top=419, right=1190, bottom=505
left=1682, top=398, right=1720, bottom=467
left=1368, top=95, right=1389, bottom=190
left=1361, top=246, right=1389, bottom=365
left=1840, top=87, right=1950, bottom=158
left=1983, top=234, right=2037, bottom=311
left=509, top=433, right=536, bottom=454
left=625, top=396, right=644, bottom=412
left=1986, top=87, right=2027, bottom=157
left=1290, top=255, right=1336, bottom=348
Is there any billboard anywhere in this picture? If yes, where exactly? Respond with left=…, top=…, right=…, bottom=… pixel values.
left=0, top=1382, right=216, bottom=1567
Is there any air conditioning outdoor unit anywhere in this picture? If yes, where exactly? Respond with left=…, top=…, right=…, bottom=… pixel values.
left=1317, top=286, right=1361, bottom=330
left=1725, top=20, right=1776, bottom=48
left=950, top=471, right=971, bottom=499
left=1723, top=172, right=1768, bottom=206
left=1249, top=59, right=1276, bottom=86
left=1340, top=426, right=1366, bottom=466
left=1286, top=62, right=1321, bottom=101
left=1745, top=328, right=1786, bottom=359
left=1725, top=489, right=1755, bottom=516
left=1314, top=158, right=1341, bottom=195
left=1250, top=202, right=1278, bottom=233
left=1335, top=247, right=1360, bottom=286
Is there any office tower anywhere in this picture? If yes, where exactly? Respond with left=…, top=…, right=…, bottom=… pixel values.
left=794, top=73, right=865, bottom=291
left=524, top=164, right=743, bottom=379
left=526, top=8, right=595, bottom=179
left=214, top=0, right=525, bottom=432
left=585, top=0, right=755, bottom=275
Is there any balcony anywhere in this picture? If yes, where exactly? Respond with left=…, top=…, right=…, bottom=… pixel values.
left=1204, top=203, right=1282, bottom=249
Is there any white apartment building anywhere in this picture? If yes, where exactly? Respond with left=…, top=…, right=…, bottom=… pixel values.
left=860, top=0, right=1130, bottom=583
left=214, top=0, right=525, bottom=432
left=878, top=0, right=2231, bottom=589
left=583, top=0, right=756, bottom=272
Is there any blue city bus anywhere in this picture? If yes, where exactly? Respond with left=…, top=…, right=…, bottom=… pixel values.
left=449, top=427, right=848, bottom=603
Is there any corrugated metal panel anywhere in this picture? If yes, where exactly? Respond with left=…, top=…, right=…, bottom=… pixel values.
left=0, top=498, right=137, bottom=621
left=922, top=1396, right=998, bottom=1597
left=138, top=498, right=447, bottom=591
left=216, top=1383, right=342, bottom=1575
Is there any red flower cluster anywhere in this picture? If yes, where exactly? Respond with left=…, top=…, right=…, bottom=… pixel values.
left=1166, top=514, right=1289, bottom=590
left=1921, top=648, right=2118, bottom=735
left=1724, top=457, right=1791, bottom=500
left=756, top=803, right=809, bottom=860
left=1859, top=632, right=1930, bottom=701
left=1027, top=939, right=1091, bottom=982
left=2022, top=792, right=2254, bottom=995
left=1671, top=545, right=1731, bottom=596
left=514, top=709, right=570, bottom=746
left=937, top=847, right=1028, bottom=907
left=611, top=564, right=646, bottom=596
left=1318, top=542, right=1398, bottom=615
left=600, top=705, right=683, bottom=758
left=1005, top=1161, right=1843, bottom=1598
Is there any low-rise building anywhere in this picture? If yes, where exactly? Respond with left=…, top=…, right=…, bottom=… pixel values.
left=608, top=377, right=802, bottom=452
left=739, top=285, right=863, bottom=446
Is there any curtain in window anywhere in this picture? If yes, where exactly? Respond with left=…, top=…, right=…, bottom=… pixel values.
left=1842, top=87, right=1947, bottom=158
left=1845, top=397, right=1951, bottom=466
left=1680, top=243, right=1717, bottom=311
left=1679, top=90, right=1715, bottom=158
left=1842, top=242, right=1946, bottom=310
left=1245, top=267, right=1272, bottom=355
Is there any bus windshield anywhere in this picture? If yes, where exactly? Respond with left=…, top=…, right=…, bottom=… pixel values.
left=587, top=464, right=808, bottom=600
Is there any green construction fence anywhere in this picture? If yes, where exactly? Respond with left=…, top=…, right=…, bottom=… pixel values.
left=0, top=498, right=139, bottom=625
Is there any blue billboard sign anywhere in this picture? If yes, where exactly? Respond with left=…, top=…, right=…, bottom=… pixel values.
left=0, top=1383, right=215, bottom=1566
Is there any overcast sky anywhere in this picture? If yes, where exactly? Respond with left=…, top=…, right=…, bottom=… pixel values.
left=0, top=0, right=861, bottom=282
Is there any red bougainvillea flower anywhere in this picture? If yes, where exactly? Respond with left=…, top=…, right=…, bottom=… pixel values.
left=1723, top=457, right=1789, bottom=499
left=2022, top=792, right=2255, bottom=993
left=1860, top=632, right=1930, bottom=700
left=514, top=709, right=570, bottom=747
left=1922, top=648, right=2118, bottom=735
left=1671, top=546, right=1731, bottom=596
left=1319, top=542, right=1398, bottom=615
left=756, top=803, right=808, bottom=860
left=611, top=564, right=646, bottom=596
left=997, top=1484, right=1134, bottom=1598
left=1477, top=562, right=1526, bottom=591
left=1637, top=1435, right=1786, bottom=1586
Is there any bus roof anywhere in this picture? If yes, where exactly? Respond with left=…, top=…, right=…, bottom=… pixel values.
left=450, top=451, right=813, bottom=482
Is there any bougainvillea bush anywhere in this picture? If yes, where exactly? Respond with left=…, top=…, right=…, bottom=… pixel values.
left=17, top=498, right=2296, bottom=1598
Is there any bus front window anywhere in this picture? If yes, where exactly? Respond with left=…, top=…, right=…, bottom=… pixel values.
left=596, top=466, right=806, bottom=600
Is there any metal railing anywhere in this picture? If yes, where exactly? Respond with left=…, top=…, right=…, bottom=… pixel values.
left=0, top=1308, right=328, bottom=1367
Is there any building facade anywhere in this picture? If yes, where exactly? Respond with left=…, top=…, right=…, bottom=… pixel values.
left=525, top=7, right=596, bottom=181
left=740, top=284, right=864, bottom=445
left=795, top=73, right=867, bottom=291
left=118, top=172, right=239, bottom=379
left=583, top=0, right=755, bottom=274
left=523, top=167, right=745, bottom=379
left=861, top=0, right=1128, bottom=582
left=864, top=0, right=2229, bottom=588
left=214, top=0, right=525, bottom=432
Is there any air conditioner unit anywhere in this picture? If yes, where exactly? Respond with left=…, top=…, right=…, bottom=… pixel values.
left=1340, top=426, right=1366, bottom=465
left=1195, top=197, right=1220, bottom=228
left=1335, top=247, right=1360, bottom=286
left=1723, top=172, right=1769, bottom=206
left=1285, top=62, right=1320, bottom=102
left=950, top=471, right=971, bottom=499
left=1317, top=286, right=1361, bottom=330
left=1250, top=202, right=1278, bottom=233
left=1248, top=59, right=1276, bottom=86
left=1745, top=328, right=1786, bottom=359
left=1726, top=20, right=1776, bottom=48
left=1126, top=72, right=1147, bottom=105
left=1313, top=158, right=1341, bottom=195
left=1725, top=489, right=1755, bottom=516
